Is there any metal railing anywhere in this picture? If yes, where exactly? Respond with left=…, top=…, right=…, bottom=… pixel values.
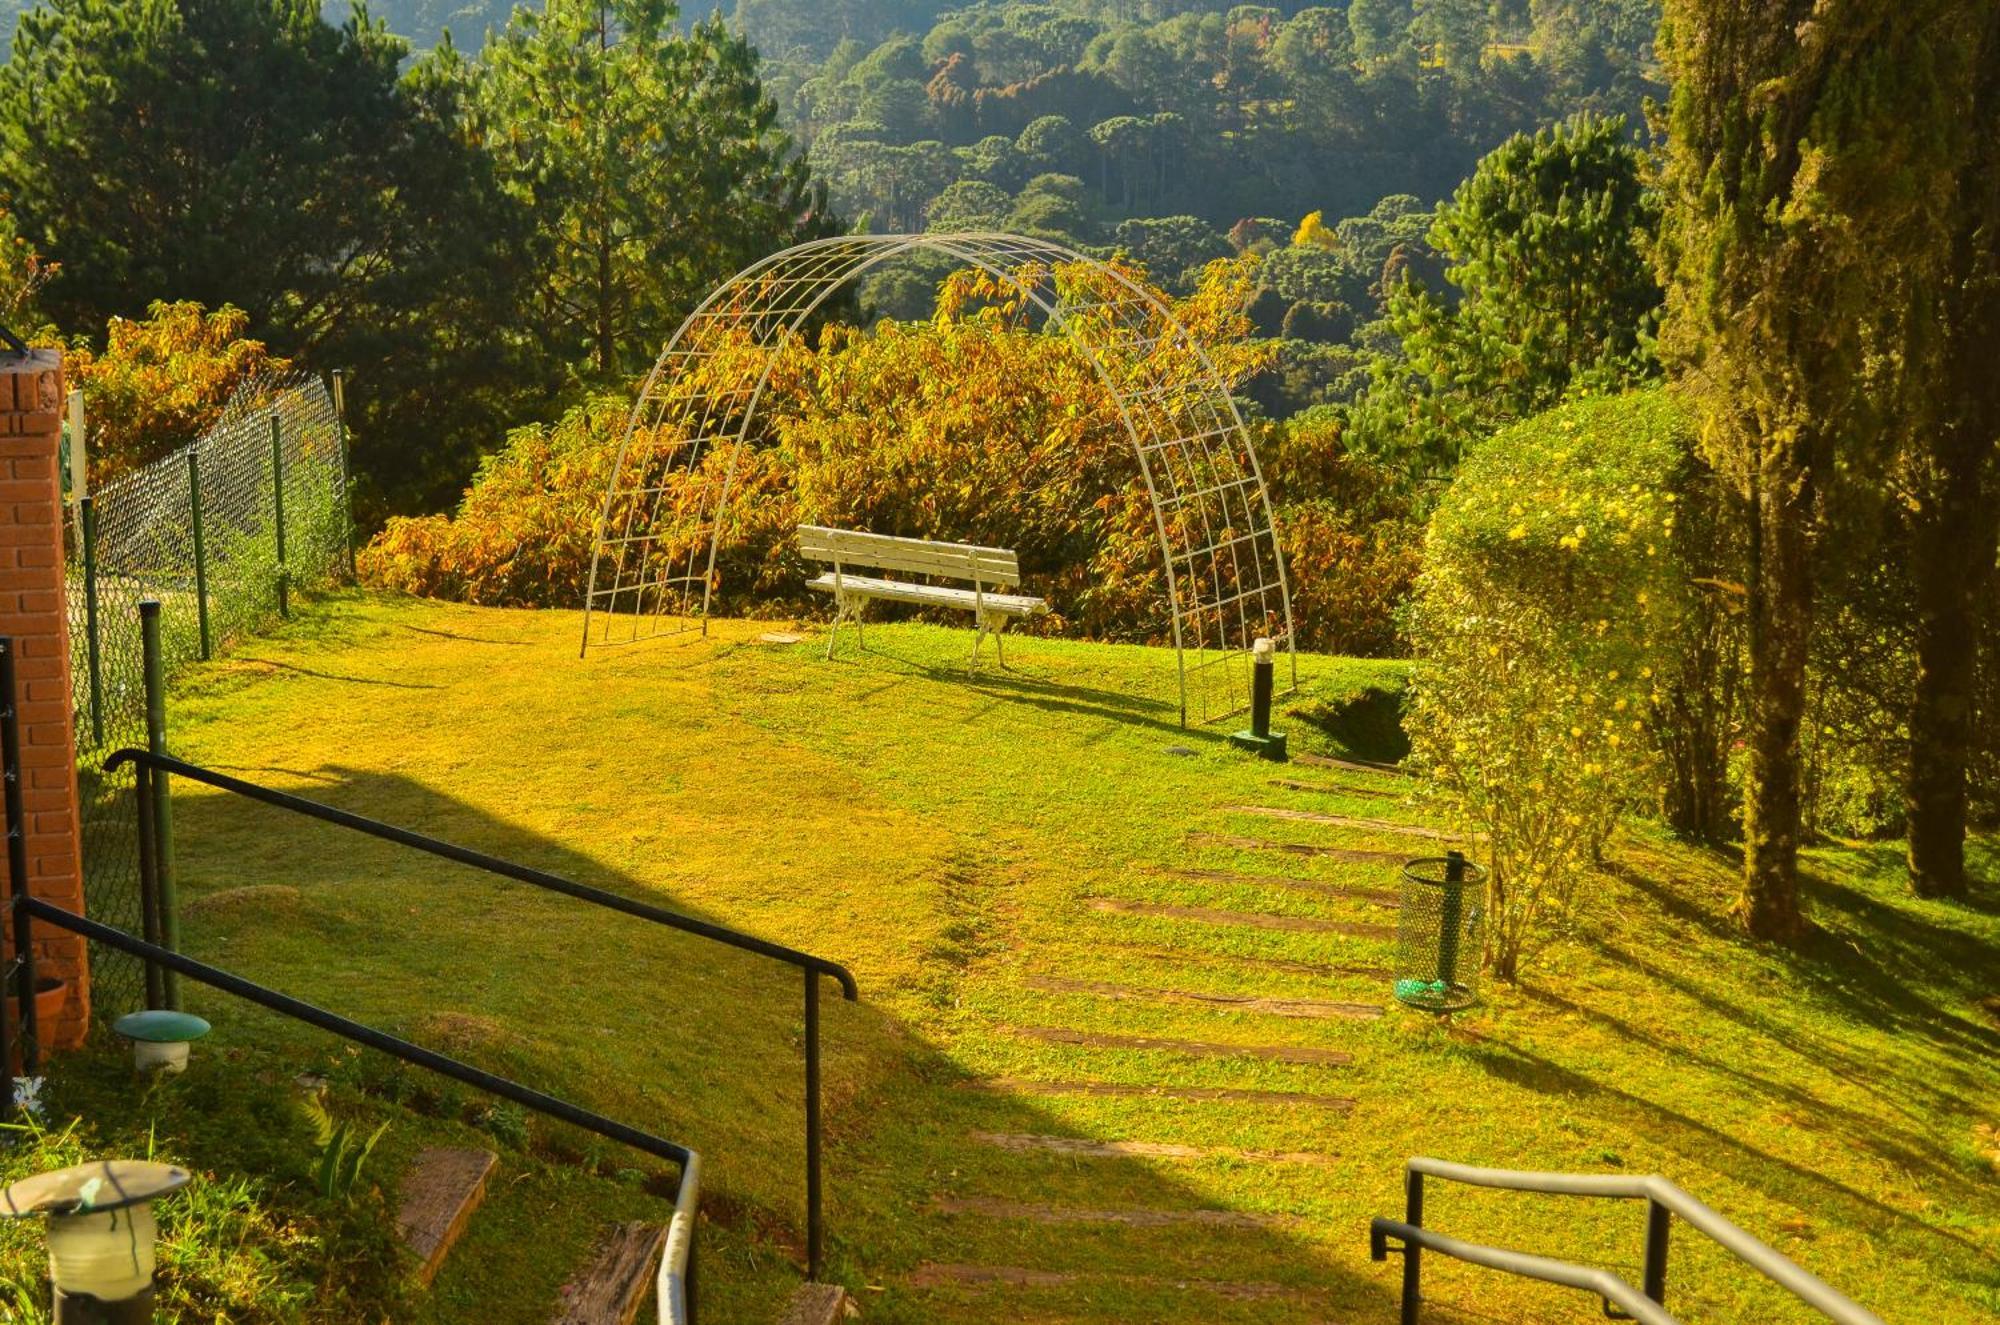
left=1369, top=1156, right=1887, bottom=1325
left=99, top=746, right=859, bottom=1283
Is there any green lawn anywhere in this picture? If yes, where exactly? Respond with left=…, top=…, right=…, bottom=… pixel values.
left=99, top=590, right=2000, bottom=1323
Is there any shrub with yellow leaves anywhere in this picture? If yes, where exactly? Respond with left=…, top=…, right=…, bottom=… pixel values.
left=1404, top=388, right=1697, bottom=978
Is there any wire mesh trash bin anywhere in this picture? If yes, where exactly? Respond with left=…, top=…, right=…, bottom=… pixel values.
left=1395, top=852, right=1486, bottom=1012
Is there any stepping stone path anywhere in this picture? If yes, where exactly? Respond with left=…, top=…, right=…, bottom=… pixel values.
left=888, top=792, right=1424, bottom=1322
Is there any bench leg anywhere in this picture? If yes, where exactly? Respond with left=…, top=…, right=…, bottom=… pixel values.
left=825, top=596, right=846, bottom=659
left=992, top=614, right=1009, bottom=669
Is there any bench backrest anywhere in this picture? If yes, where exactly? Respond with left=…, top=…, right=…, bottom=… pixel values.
left=798, top=525, right=1022, bottom=587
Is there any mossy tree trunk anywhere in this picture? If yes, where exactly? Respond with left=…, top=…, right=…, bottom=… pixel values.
left=1739, top=458, right=1811, bottom=938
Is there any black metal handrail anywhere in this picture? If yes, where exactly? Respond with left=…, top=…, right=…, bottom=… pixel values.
left=3, top=902, right=704, bottom=1322
left=1369, top=1156, right=1886, bottom=1325
left=99, top=746, right=857, bottom=1280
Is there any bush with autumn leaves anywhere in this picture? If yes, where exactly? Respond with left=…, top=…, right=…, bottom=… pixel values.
left=362, top=257, right=1417, bottom=654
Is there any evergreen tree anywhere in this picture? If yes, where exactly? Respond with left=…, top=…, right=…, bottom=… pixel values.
left=1656, top=0, right=1961, bottom=936
left=1348, top=112, right=1660, bottom=477
left=472, top=0, right=826, bottom=382
left=1901, top=5, right=2000, bottom=900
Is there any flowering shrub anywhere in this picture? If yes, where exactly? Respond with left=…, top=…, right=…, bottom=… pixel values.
left=1404, top=389, right=1695, bottom=977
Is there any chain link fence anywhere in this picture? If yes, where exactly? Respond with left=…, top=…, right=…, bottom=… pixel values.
left=66, top=370, right=351, bottom=1015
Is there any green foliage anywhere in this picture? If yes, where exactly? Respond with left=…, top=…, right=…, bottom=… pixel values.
left=1405, top=390, right=1692, bottom=976
left=303, top=1090, right=391, bottom=1203
left=469, top=0, right=830, bottom=383
left=1349, top=112, right=1662, bottom=478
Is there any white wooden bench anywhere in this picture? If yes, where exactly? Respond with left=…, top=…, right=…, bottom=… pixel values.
left=799, top=525, right=1047, bottom=667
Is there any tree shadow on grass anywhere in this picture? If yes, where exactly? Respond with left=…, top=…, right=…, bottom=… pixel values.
left=157, top=766, right=1409, bottom=1323
left=1514, top=982, right=1983, bottom=1200
left=1465, top=1039, right=1996, bottom=1265
left=817, top=637, right=1207, bottom=740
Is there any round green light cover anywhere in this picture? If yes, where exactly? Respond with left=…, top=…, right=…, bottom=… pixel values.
left=0, top=1159, right=190, bottom=1217
left=112, top=1010, right=211, bottom=1043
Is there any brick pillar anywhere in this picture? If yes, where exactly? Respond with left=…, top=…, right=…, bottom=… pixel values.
left=0, top=349, right=89, bottom=1049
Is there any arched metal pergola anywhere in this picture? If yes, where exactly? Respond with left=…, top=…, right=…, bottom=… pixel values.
left=581, top=232, right=1296, bottom=725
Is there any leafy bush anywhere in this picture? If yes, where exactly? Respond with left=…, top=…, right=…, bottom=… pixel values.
left=367, top=261, right=1386, bottom=648
left=68, top=301, right=290, bottom=481
left=1405, top=389, right=1693, bottom=977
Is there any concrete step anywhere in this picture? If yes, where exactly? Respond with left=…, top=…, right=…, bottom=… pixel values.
left=396, top=1147, right=497, bottom=1286
left=551, top=1221, right=667, bottom=1325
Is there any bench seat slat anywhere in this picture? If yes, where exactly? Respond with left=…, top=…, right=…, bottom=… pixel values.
left=806, top=573, right=1045, bottom=617
left=798, top=525, right=1021, bottom=586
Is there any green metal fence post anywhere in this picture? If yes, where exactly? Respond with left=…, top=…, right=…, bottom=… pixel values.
left=139, top=599, right=180, bottom=1011
left=78, top=496, right=104, bottom=747
left=269, top=411, right=288, bottom=619
left=331, top=370, right=355, bottom=579
left=188, top=448, right=211, bottom=660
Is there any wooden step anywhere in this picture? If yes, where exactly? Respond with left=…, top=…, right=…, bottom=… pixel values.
left=971, top=1132, right=1336, bottom=1167
left=1224, top=805, right=1464, bottom=842
left=1189, top=831, right=1405, bottom=862
left=1008, top=1023, right=1354, bottom=1066
left=934, top=1194, right=1291, bottom=1229
left=1092, top=897, right=1394, bottom=940
left=397, top=1147, right=498, bottom=1286
left=1024, top=974, right=1382, bottom=1021
left=1153, top=864, right=1399, bottom=907
left=551, top=1221, right=667, bottom=1325
left=775, top=1282, right=850, bottom=1325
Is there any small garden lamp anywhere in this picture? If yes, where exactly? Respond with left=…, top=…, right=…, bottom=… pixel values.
left=0, top=1158, right=190, bottom=1323
left=111, top=1011, right=210, bottom=1075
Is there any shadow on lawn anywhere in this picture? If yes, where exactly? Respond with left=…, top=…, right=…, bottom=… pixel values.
left=162, top=767, right=1407, bottom=1321
left=819, top=637, right=1205, bottom=739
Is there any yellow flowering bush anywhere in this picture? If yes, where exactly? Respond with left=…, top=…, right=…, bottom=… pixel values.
left=1404, top=389, right=1695, bottom=978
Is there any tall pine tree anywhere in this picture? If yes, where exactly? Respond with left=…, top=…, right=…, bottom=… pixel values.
left=471, top=0, right=828, bottom=382
left=1656, top=2, right=1965, bottom=936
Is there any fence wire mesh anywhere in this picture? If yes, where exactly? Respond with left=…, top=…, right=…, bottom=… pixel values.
left=65, top=371, right=349, bottom=1015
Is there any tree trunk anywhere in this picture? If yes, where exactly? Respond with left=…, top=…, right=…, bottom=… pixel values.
left=1906, top=456, right=1994, bottom=899
left=1739, top=457, right=1810, bottom=939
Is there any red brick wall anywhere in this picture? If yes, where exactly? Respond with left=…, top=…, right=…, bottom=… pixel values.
left=0, top=350, right=89, bottom=1049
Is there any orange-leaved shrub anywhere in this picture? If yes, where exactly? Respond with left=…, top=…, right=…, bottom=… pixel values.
left=364, top=256, right=1421, bottom=654
left=69, top=301, right=289, bottom=480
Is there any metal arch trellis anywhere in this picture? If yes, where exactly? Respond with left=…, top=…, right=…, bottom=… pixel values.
left=580, top=232, right=1297, bottom=726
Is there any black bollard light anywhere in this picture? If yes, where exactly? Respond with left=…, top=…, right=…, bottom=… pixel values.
left=1228, top=636, right=1288, bottom=761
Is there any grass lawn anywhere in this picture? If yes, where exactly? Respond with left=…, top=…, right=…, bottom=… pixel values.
left=95, top=589, right=2000, bottom=1323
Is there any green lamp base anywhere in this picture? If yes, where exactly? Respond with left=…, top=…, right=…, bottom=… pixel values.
left=1228, top=729, right=1288, bottom=761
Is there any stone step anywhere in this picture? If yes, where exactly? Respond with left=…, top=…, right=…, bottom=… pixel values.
left=1270, top=777, right=1399, bottom=801
left=1092, top=897, right=1394, bottom=940
left=1223, top=805, right=1463, bottom=842
left=775, top=1283, right=851, bottom=1325
left=1008, top=1023, right=1354, bottom=1066
left=1189, top=831, right=1405, bottom=863
left=907, top=1261, right=1322, bottom=1304
left=551, top=1222, right=666, bottom=1325
left=1153, top=864, right=1399, bottom=908
left=934, top=1194, right=1291, bottom=1229
left=971, top=1131, right=1336, bottom=1167
left=1084, top=937, right=1391, bottom=982
left=1024, top=974, right=1382, bottom=1021
left=396, top=1147, right=498, bottom=1286
left=968, top=1076, right=1356, bottom=1112
left=1295, top=752, right=1409, bottom=777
